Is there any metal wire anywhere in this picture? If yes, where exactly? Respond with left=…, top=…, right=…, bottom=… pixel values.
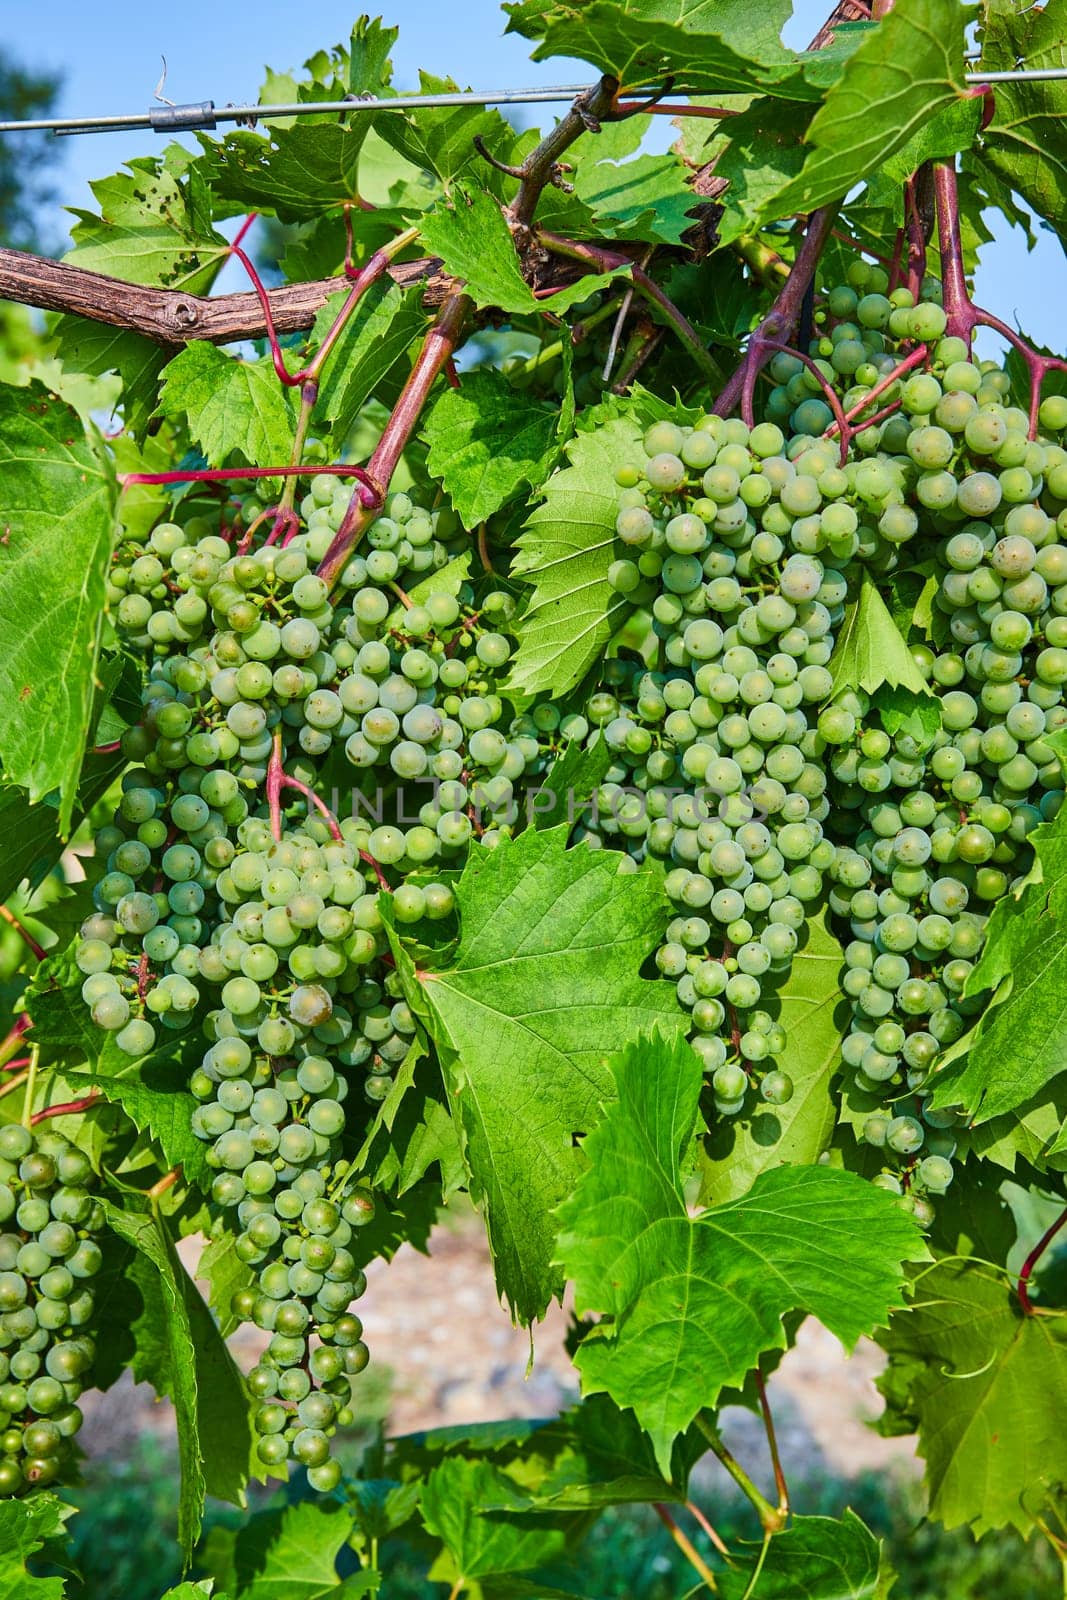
left=0, top=85, right=601, bottom=136
left=0, top=67, right=1061, bottom=137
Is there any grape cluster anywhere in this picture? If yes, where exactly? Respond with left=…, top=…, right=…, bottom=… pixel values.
left=76, top=475, right=557, bottom=1480
left=819, top=401, right=1067, bottom=1208
left=569, top=265, right=1067, bottom=1208
left=0, top=1124, right=101, bottom=1496
left=572, top=413, right=847, bottom=1107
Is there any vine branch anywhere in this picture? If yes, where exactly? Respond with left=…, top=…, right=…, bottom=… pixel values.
left=0, top=246, right=450, bottom=346
left=507, top=76, right=618, bottom=231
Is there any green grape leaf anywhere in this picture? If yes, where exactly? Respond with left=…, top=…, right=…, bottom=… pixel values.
left=828, top=573, right=936, bottom=707
left=567, top=115, right=697, bottom=246
left=197, top=1227, right=258, bottom=1339
left=876, top=1258, right=1067, bottom=1535
left=102, top=1198, right=252, bottom=1558
left=523, top=1395, right=700, bottom=1510
left=870, top=682, right=942, bottom=743
left=159, top=1585, right=224, bottom=1600
left=556, top=1029, right=926, bottom=1472
left=967, top=1075, right=1067, bottom=1175
left=419, top=1457, right=574, bottom=1583
left=423, top=368, right=562, bottom=529
left=314, top=282, right=425, bottom=441
left=200, top=125, right=370, bottom=223
left=978, top=0, right=1067, bottom=233
left=354, top=1035, right=465, bottom=1198
left=504, top=0, right=817, bottom=100
left=532, top=737, right=614, bottom=832
left=219, top=1499, right=364, bottom=1599
left=53, top=315, right=167, bottom=440
left=383, top=825, right=683, bottom=1322
left=376, top=72, right=521, bottom=189
left=965, top=743, right=1067, bottom=996
left=0, top=750, right=123, bottom=905
left=159, top=343, right=297, bottom=468
left=879, top=94, right=982, bottom=186
left=928, top=916, right=1067, bottom=1124
left=66, top=152, right=228, bottom=291
left=702, top=98, right=813, bottom=248
left=0, top=383, right=116, bottom=832
left=700, top=909, right=847, bottom=1203
left=507, top=415, right=641, bottom=698
left=347, top=1477, right=420, bottom=1545
left=0, top=1495, right=73, bottom=1600
left=770, top=0, right=968, bottom=219
left=195, top=18, right=394, bottom=221
left=420, top=188, right=630, bottom=315
left=718, top=1512, right=883, bottom=1600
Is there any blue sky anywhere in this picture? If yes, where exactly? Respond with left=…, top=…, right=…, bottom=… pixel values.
left=4, top=0, right=1065, bottom=349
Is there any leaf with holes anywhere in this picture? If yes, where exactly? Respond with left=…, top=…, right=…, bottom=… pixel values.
left=66, top=152, right=228, bottom=291
left=504, top=0, right=817, bottom=100
left=978, top=0, right=1067, bottom=233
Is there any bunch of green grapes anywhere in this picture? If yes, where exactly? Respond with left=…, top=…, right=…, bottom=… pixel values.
left=74, top=764, right=250, bottom=1055
left=0, top=1124, right=102, bottom=1496
left=815, top=378, right=1067, bottom=1208
left=567, top=413, right=848, bottom=1108
left=185, top=817, right=454, bottom=1480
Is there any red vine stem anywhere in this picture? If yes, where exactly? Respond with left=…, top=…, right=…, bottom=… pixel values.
left=933, top=161, right=1067, bottom=437
left=685, top=1501, right=731, bottom=1559
left=823, top=342, right=929, bottom=439
left=31, top=1090, right=101, bottom=1125
left=757, top=338, right=850, bottom=460
left=316, top=292, right=472, bottom=589
left=0, top=1014, right=32, bottom=1069
left=266, top=731, right=344, bottom=843
left=231, top=212, right=258, bottom=251
left=266, top=734, right=390, bottom=888
left=0, top=905, right=47, bottom=962
left=755, top=1370, right=789, bottom=1518
left=904, top=174, right=928, bottom=299
left=714, top=206, right=838, bottom=419
left=1017, top=1204, right=1067, bottom=1316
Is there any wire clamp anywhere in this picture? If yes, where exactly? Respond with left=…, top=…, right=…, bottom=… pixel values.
left=149, top=101, right=218, bottom=133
